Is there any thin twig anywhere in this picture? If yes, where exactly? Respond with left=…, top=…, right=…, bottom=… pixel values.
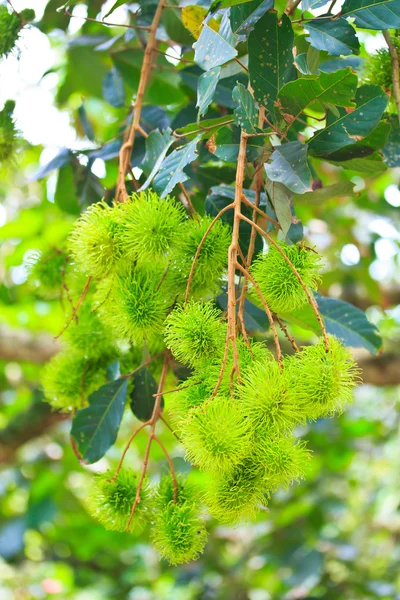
left=159, top=414, right=182, bottom=442
left=63, top=7, right=150, bottom=30
left=184, top=203, right=234, bottom=303
left=153, top=434, right=178, bottom=503
left=55, top=275, right=92, bottom=339
left=126, top=352, right=170, bottom=530
left=275, top=315, right=299, bottom=353
left=111, top=421, right=151, bottom=481
left=121, top=351, right=165, bottom=379
left=235, top=262, right=282, bottom=364
left=241, top=193, right=280, bottom=228
left=178, top=182, right=197, bottom=217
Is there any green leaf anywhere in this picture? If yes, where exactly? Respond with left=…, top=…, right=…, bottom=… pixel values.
left=153, top=135, right=201, bottom=197
left=212, top=125, right=265, bottom=162
left=140, top=128, right=175, bottom=190
left=102, top=67, right=125, bottom=108
left=230, top=0, right=274, bottom=40
left=265, top=179, right=294, bottom=236
left=309, top=85, right=388, bottom=158
left=278, top=68, right=357, bottom=124
left=70, top=378, right=128, bottom=464
left=306, top=18, right=360, bottom=57
left=130, top=368, right=160, bottom=422
left=232, top=83, right=258, bottom=133
left=197, top=67, right=221, bottom=118
left=248, top=12, right=296, bottom=114
left=328, top=154, right=388, bottom=173
left=383, top=115, right=400, bottom=167
left=283, top=296, right=382, bottom=354
left=341, top=0, right=400, bottom=29
left=265, top=142, right=312, bottom=194
left=54, top=164, right=80, bottom=215
left=33, top=148, right=72, bottom=180
left=292, top=180, right=355, bottom=204
left=193, top=14, right=237, bottom=71
left=103, top=0, right=127, bottom=19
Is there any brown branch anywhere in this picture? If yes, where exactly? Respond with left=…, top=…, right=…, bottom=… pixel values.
left=126, top=352, right=170, bottom=529
left=111, top=421, right=151, bottom=482
left=383, top=31, right=400, bottom=126
left=241, top=193, right=280, bottom=228
left=115, top=0, right=166, bottom=202
left=274, top=315, right=299, bottom=353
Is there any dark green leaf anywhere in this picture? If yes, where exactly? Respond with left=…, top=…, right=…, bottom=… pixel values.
left=54, top=164, right=80, bottom=215
left=153, top=135, right=201, bottom=197
left=248, top=12, right=296, bottom=114
left=233, top=83, right=258, bottom=133
left=328, top=154, right=388, bottom=173
left=325, top=120, right=390, bottom=162
left=283, top=296, right=382, bottom=354
left=103, top=0, right=127, bottom=19
left=130, top=368, right=160, bottom=422
left=278, top=68, right=357, bottom=123
left=306, top=18, right=360, bottom=56
left=197, top=67, right=221, bottom=118
left=103, top=67, right=125, bottom=108
left=230, top=0, right=274, bottom=39
left=265, top=142, right=312, bottom=194
left=70, top=378, right=128, bottom=464
left=341, top=0, right=400, bottom=29
left=309, top=85, right=388, bottom=158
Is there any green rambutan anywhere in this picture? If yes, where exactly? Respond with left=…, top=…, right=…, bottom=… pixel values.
left=65, top=303, right=117, bottom=360
left=251, top=242, right=322, bottom=314
left=170, top=215, right=231, bottom=299
left=205, top=458, right=267, bottom=524
left=286, top=335, right=360, bottom=419
left=181, top=396, right=252, bottom=474
left=97, top=265, right=174, bottom=344
left=151, top=501, right=208, bottom=565
left=68, top=201, right=125, bottom=279
left=87, top=469, right=149, bottom=533
left=254, top=433, right=311, bottom=491
left=0, top=100, right=17, bottom=162
left=41, top=351, right=107, bottom=411
left=0, top=6, right=34, bottom=59
left=151, top=475, right=207, bottom=565
left=118, top=190, right=186, bottom=263
left=240, top=358, right=307, bottom=434
left=164, top=301, right=227, bottom=368
left=25, top=248, right=66, bottom=299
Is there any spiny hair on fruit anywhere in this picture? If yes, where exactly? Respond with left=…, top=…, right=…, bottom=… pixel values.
left=181, top=396, right=252, bottom=474
left=285, top=335, right=360, bottom=419
left=0, top=6, right=35, bottom=59
left=41, top=350, right=109, bottom=412
left=164, top=301, right=227, bottom=368
left=25, top=248, right=67, bottom=298
left=251, top=242, right=322, bottom=314
left=117, top=190, right=187, bottom=262
left=88, top=469, right=149, bottom=533
left=0, top=99, right=17, bottom=162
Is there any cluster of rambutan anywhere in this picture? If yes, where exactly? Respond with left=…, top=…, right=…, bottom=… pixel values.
left=34, top=189, right=360, bottom=564
left=35, top=191, right=231, bottom=412
left=164, top=301, right=359, bottom=525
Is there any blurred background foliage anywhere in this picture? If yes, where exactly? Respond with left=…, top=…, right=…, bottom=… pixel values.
left=0, top=0, right=399, bottom=598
